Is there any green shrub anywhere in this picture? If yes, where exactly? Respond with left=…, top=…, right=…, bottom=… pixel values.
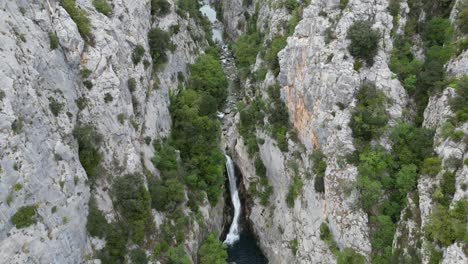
left=132, top=45, right=145, bottom=65
left=267, top=85, right=290, bottom=151
left=320, top=222, right=339, bottom=253
left=232, top=32, right=262, bottom=78
left=170, top=89, right=225, bottom=204
left=424, top=17, right=453, bottom=47
left=458, top=8, right=468, bottom=34
left=395, top=164, right=418, bottom=194
left=339, top=0, right=349, bottom=10
left=104, top=93, right=113, bottom=103
left=151, top=0, right=171, bottom=16
left=0, top=90, right=5, bottom=101
left=198, top=232, right=227, bottom=264
left=73, top=125, right=102, bottom=184
left=356, top=146, right=393, bottom=213
left=148, top=177, right=185, bottom=211
left=424, top=200, right=467, bottom=246
left=421, top=157, right=441, bottom=177
left=370, top=215, right=395, bottom=255
left=336, top=248, right=366, bottom=264
left=349, top=82, right=389, bottom=145
left=49, top=97, right=64, bottom=116
left=61, top=0, right=93, bottom=42
left=450, top=77, right=468, bottom=123
left=390, top=123, right=434, bottom=166
left=97, top=222, right=128, bottom=264
left=49, top=32, right=59, bottom=50
left=289, top=239, right=298, bottom=255
left=388, top=0, right=401, bottom=18
left=93, top=0, right=112, bottom=16
left=264, top=36, right=287, bottom=76
left=86, top=197, right=108, bottom=238
left=83, top=80, right=93, bottom=89
left=112, top=175, right=151, bottom=244
left=188, top=54, right=228, bottom=108
left=347, top=20, right=380, bottom=65
left=311, top=150, right=327, bottom=177
left=284, top=0, right=299, bottom=12
left=148, top=28, right=172, bottom=68
left=130, top=248, right=148, bottom=264
left=286, top=175, right=303, bottom=208
left=166, top=245, right=191, bottom=264
left=11, top=205, right=36, bottom=228
left=353, top=59, right=362, bottom=71
left=12, top=183, right=23, bottom=192
left=439, top=171, right=456, bottom=206
left=128, top=78, right=137, bottom=92
left=80, top=68, right=92, bottom=79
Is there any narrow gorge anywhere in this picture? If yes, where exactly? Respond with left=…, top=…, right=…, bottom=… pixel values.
left=0, top=0, right=467, bottom=264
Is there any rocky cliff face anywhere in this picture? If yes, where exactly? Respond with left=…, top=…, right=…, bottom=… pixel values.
left=221, top=0, right=467, bottom=263
left=0, top=0, right=223, bottom=263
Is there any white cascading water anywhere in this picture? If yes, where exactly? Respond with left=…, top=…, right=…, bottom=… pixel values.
left=224, top=155, right=241, bottom=245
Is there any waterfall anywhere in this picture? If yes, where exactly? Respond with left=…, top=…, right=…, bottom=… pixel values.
left=224, top=155, right=241, bottom=245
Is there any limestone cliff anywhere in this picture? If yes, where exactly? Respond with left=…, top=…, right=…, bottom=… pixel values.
left=220, top=0, right=467, bottom=263
left=0, top=0, right=223, bottom=263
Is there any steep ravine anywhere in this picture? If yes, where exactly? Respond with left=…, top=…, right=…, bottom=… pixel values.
left=0, top=0, right=466, bottom=263
left=218, top=0, right=467, bottom=263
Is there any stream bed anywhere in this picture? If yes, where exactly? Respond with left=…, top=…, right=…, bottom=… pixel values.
left=199, top=1, right=268, bottom=263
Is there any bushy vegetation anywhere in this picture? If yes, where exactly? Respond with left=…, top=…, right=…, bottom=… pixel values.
left=151, top=0, right=171, bottom=16
left=238, top=99, right=265, bottom=156
left=249, top=156, right=273, bottom=206
left=286, top=171, right=303, bottom=208
left=166, top=245, right=191, bottom=264
left=61, top=0, right=93, bottom=42
left=49, top=32, right=59, bottom=50
left=73, top=124, right=102, bottom=183
left=86, top=197, right=108, bottom=238
left=339, top=0, right=349, bottom=10
left=311, top=150, right=327, bottom=193
left=349, top=82, right=389, bottom=148
left=73, top=125, right=102, bottom=184
left=97, top=222, right=128, bottom=263
left=188, top=52, right=228, bottom=108
left=198, top=232, right=227, bottom=264
left=336, top=248, right=366, bottom=264
left=232, top=32, right=262, bottom=79
left=132, top=45, right=145, bottom=65
left=390, top=14, right=455, bottom=124
left=450, top=77, right=468, bottom=123
left=112, top=175, right=152, bottom=245
left=49, top=97, right=64, bottom=116
left=146, top=51, right=227, bottom=213
left=264, top=36, right=287, bottom=76
left=11, top=205, right=36, bottom=228
left=266, top=85, right=290, bottom=151
left=347, top=20, right=380, bottom=65
left=93, top=0, right=112, bottom=16
left=425, top=200, right=467, bottom=247
left=421, top=157, right=441, bottom=177
left=232, top=4, right=261, bottom=79
left=349, top=83, right=436, bottom=262
left=130, top=248, right=148, bottom=264
left=458, top=8, right=468, bottom=34
left=148, top=28, right=172, bottom=68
